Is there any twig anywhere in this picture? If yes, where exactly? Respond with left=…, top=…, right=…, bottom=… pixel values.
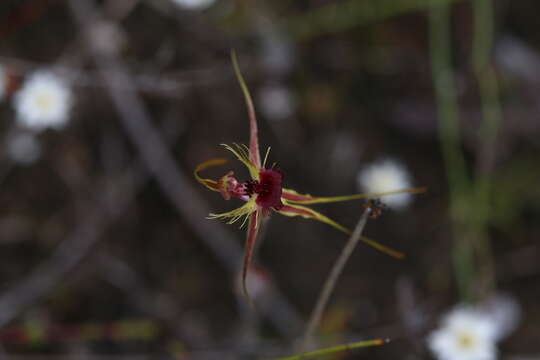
left=302, top=207, right=372, bottom=350
left=279, top=338, right=385, bottom=360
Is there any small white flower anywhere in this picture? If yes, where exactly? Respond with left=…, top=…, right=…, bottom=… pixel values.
left=356, top=159, right=412, bottom=209
left=428, top=307, right=498, bottom=360
left=14, top=70, right=72, bottom=131
left=6, top=132, right=41, bottom=165
left=171, top=0, right=215, bottom=10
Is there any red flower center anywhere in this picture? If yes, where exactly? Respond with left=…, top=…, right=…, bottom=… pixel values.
left=246, top=169, right=283, bottom=210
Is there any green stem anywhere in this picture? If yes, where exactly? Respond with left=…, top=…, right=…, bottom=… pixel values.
left=471, top=0, right=501, bottom=296
left=273, top=338, right=386, bottom=360
left=429, top=0, right=473, bottom=300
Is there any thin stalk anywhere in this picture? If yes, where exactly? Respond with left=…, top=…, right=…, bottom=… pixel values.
left=429, top=2, right=469, bottom=200
left=274, top=338, right=386, bottom=360
left=302, top=208, right=371, bottom=350
left=471, top=0, right=501, bottom=296
left=429, top=0, right=473, bottom=300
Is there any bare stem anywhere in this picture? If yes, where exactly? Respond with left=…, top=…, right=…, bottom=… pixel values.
left=302, top=207, right=372, bottom=350
left=471, top=0, right=500, bottom=297
left=429, top=0, right=473, bottom=301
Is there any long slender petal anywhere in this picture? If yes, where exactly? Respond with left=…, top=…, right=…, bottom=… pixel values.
left=282, top=187, right=426, bottom=204
left=242, top=209, right=261, bottom=300
left=278, top=203, right=404, bottom=259
left=278, top=203, right=350, bottom=233
left=273, top=338, right=386, bottom=360
left=231, top=51, right=261, bottom=169
left=194, top=158, right=228, bottom=192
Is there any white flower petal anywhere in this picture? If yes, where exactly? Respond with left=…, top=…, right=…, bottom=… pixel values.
left=14, top=70, right=72, bottom=131
left=428, top=306, right=499, bottom=360
left=356, top=159, right=412, bottom=209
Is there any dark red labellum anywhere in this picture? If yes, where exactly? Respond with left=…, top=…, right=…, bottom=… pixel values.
left=250, top=169, right=283, bottom=210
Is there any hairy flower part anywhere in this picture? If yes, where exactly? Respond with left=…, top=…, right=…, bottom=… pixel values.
left=195, top=52, right=425, bottom=300
left=357, top=159, right=413, bottom=209
left=171, top=0, right=215, bottom=10
left=251, top=169, right=284, bottom=210
left=428, top=306, right=498, bottom=360
left=14, top=71, right=72, bottom=131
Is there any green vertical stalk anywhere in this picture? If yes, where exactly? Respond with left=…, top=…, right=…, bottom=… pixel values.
left=471, top=0, right=501, bottom=295
left=429, top=0, right=473, bottom=300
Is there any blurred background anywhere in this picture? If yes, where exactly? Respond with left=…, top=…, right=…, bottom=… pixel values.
left=0, top=0, right=539, bottom=358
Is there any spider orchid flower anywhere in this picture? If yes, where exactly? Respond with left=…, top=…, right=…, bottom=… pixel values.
left=195, top=52, right=425, bottom=299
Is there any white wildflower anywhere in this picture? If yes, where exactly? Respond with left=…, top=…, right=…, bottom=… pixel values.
left=356, top=159, right=412, bottom=209
left=6, top=132, right=41, bottom=165
left=428, top=306, right=498, bottom=360
left=171, top=0, right=215, bottom=10
left=14, top=70, right=72, bottom=131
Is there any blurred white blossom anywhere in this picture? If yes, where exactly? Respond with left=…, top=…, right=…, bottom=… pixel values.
left=495, top=36, right=540, bottom=81
left=14, top=71, right=72, bottom=131
left=171, top=0, right=215, bottom=10
left=6, top=132, right=41, bottom=165
left=257, top=83, right=295, bottom=121
left=428, top=297, right=521, bottom=360
left=428, top=306, right=498, bottom=360
left=356, top=159, right=412, bottom=209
